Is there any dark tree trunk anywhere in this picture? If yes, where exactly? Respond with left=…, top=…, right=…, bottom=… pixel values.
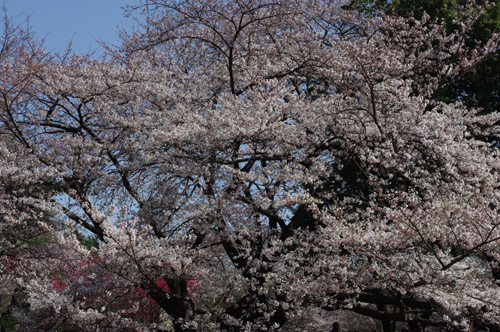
left=408, top=320, right=424, bottom=332
left=381, top=319, right=395, bottom=332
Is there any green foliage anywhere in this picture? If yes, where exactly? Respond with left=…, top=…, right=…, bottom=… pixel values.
left=347, top=0, right=500, bottom=115
left=450, top=2, right=500, bottom=116
left=74, top=230, right=99, bottom=251
left=0, top=289, right=24, bottom=332
left=0, top=309, right=18, bottom=331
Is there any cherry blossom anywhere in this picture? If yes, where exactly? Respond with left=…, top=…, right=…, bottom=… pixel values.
left=1, top=1, right=500, bottom=331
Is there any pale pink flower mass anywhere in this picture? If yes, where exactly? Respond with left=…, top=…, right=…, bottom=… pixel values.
left=1, top=0, right=500, bottom=331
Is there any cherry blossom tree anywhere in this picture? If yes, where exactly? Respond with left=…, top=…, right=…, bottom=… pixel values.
left=2, top=0, right=500, bottom=331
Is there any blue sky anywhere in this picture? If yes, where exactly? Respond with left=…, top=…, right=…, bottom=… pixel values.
left=3, top=0, right=141, bottom=55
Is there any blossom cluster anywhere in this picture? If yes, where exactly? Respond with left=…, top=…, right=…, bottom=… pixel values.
left=1, top=0, right=500, bottom=331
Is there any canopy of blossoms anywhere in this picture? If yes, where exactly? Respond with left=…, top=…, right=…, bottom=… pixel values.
left=1, top=0, right=500, bottom=331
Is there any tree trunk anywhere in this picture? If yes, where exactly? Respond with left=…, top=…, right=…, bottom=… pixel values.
left=381, top=319, right=395, bottom=332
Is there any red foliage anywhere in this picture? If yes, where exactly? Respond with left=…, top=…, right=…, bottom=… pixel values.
left=49, top=261, right=197, bottom=324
